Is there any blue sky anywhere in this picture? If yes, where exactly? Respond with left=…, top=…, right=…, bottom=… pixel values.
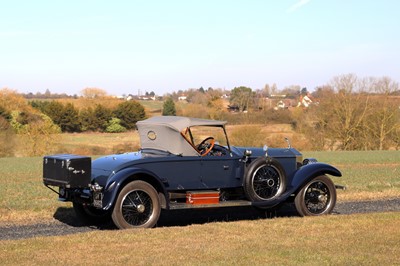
left=1, top=0, right=399, bottom=96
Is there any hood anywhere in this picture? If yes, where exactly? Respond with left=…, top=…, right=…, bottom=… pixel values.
left=231, top=146, right=302, bottom=158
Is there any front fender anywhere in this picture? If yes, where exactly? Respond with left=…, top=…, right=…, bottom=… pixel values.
left=101, top=167, right=168, bottom=211
left=252, top=163, right=341, bottom=208
left=290, top=162, right=341, bottom=190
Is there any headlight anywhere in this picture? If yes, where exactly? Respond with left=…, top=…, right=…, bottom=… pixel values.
left=303, top=158, right=318, bottom=165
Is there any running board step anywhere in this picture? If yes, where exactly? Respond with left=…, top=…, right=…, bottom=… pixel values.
left=169, top=200, right=252, bottom=210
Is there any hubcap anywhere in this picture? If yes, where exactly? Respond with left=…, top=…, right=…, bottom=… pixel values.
left=318, top=194, right=327, bottom=203
left=267, top=179, right=275, bottom=187
left=304, top=181, right=331, bottom=214
left=136, top=204, right=145, bottom=213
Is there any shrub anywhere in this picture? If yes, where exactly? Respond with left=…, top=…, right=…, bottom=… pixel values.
left=162, top=98, right=176, bottom=116
left=105, top=118, right=127, bottom=133
left=113, top=101, right=146, bottom=129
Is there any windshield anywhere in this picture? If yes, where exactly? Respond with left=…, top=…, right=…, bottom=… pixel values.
left=183, top=126, right=229, bottom=148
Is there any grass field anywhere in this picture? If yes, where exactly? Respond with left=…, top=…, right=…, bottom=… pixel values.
left=1, top=213, right=399, bottom=265
left=0, top=151, right=399, bottom=265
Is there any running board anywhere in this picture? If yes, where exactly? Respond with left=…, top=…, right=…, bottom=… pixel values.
left=169, top=200, right=252, bottom=210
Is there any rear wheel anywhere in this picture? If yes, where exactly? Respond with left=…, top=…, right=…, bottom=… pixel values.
left=112, top=180, right=161, bottom=229
left=294, top=175, right=336, bottom=216
left=72, top=202, right=110, bottom=225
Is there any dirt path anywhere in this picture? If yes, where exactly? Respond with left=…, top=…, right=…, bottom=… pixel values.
left=1, top=198, right=399, bottom=241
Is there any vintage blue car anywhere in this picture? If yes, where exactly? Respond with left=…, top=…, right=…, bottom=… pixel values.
left=43, top=116, right=342, bottom=229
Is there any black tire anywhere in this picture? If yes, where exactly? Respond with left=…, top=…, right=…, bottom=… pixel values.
left=294, top=175, right=336, bottom=216
left=112, top=180, right=161, bottom=229
left=72, top=202, right=111, bottom=225
left=244, top=157, right=286, bottom=202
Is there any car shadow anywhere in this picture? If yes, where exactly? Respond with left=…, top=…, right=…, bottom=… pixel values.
left=53, top=203, right=300, bottom=230
left=53, top=207, right=116, bottom=230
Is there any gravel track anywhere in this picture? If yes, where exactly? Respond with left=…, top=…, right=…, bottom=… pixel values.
left=1, top=198, right=399, bottom=241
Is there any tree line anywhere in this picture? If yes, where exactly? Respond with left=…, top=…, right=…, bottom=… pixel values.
left=1, top=74, right=399, bottom=156
left=29, top=100, right=146, bottom=133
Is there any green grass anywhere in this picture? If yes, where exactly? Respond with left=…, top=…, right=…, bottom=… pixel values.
left=0, top=157, right=66, bottom=222
left=304, top=151, right=400, bottom=200
left=304, top=150, right=400, bottom=164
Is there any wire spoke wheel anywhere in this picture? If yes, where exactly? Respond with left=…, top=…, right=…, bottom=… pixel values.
left=245, top=158, right=286, bottom=202
left=112, top=180, right=161, bottom=229
left=295, top=175, right=336, bottom=216
left=121, top=190, right=153, bottom=226
left=252, top=164, right=283, bottom=200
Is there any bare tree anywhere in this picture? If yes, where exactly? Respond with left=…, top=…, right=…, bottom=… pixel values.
left=81, top=87, right=108, bottom=98
left=312, top=74, right=371, bottom=150
left=365, top=77, right=400, bottom=150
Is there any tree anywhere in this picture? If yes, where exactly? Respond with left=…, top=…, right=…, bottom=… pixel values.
left=81, top=87, right=107, bottom=98
left=0, top=105, right=11, bottom=120
left=113, top=101, right=146, bottom=129
left=365, top=77, right=400, bottom=150
left=59, top=103, right=81, bottom=132
left=162, top=98, right=176, bottom=116
left=0, top=116, right=15, bottom=156
left=79, top=107, right=96, bottom=132
left=307, top=74, right=396, bottom=150
left=230, top=86, right=253, bottom=112
left=316, top=74, right=371, bottom=150
left=19, top=114, right=61, bottom=156
left=42, top=101, right=65, bottom=126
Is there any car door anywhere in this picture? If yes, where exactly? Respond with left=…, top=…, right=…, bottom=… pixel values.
left=143, top=156, right=203, bottom=190
left=199, top=154, right=243, bottom=189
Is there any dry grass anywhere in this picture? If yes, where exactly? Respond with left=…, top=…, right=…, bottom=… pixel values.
left=1, top=212, right=399, bottom=265
left=59, top=131, right=140, bottom=155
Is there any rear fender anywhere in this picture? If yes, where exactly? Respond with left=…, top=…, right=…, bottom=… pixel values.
left=290, top=163, right=341, bottom=191
left=101, top=167, right=169, bottom=211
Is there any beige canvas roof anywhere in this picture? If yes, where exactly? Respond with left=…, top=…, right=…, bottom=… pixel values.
left=136, top=116, right=227, bottom=156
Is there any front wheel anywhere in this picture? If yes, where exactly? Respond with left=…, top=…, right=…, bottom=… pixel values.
left=294, top=175, right=336, bottom=216
left=112, top=180, right=161, bottom=229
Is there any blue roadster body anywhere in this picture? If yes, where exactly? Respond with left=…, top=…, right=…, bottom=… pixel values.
left=43, top=116, right=342, bottom=229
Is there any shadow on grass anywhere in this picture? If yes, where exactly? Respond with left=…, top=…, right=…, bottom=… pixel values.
left=53, top=207, right=116, bottom=230
left=53, top=203, right=300, bottom=230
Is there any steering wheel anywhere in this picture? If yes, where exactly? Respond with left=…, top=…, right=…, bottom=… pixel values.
left=197, top=137, right=215, bottom=156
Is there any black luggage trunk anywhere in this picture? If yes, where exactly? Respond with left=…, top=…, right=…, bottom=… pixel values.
left=43, top=154, right=91, bottom=188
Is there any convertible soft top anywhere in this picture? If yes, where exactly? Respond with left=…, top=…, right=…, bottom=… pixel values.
left=137, top=116, right=227, bottom=156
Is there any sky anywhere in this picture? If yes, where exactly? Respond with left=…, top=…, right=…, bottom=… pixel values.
left=1, top=0, right=399, bottom=96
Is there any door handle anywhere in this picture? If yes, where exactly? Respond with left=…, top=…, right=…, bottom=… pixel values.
left=223, top=165, right=229, bottom=170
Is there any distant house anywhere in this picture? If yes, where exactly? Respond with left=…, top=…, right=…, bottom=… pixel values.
left=126, top=94, right=135, bottom=101
left=178, top=95, right=187, bottom=101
